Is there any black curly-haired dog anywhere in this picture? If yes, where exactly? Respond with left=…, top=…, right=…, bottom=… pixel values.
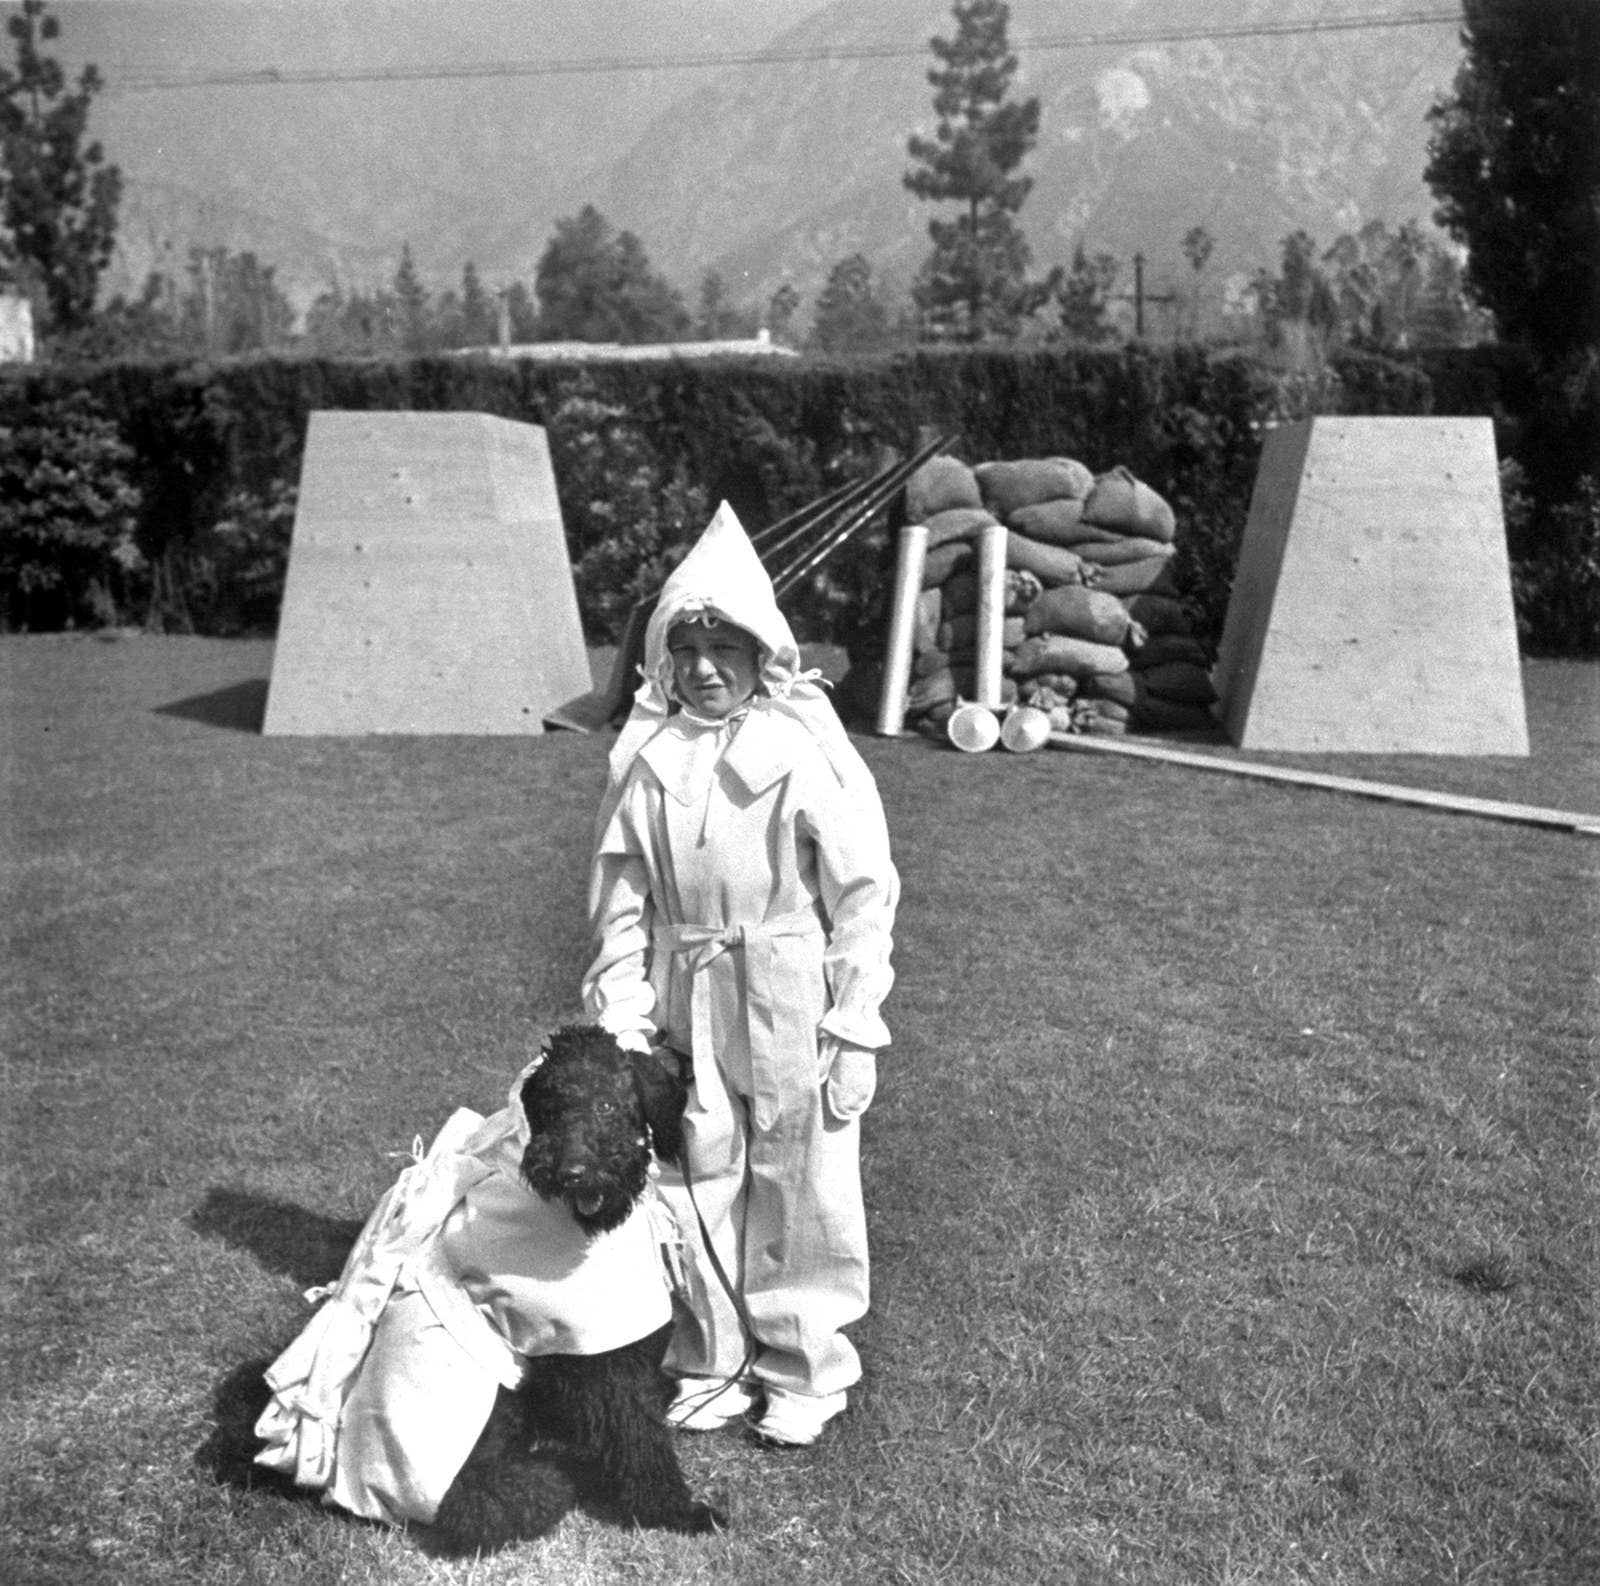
left=423, top=1023, right=726, bottom=1555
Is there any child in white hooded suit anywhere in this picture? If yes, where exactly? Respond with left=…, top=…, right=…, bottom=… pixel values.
left=584, top=502, right=898, bottom=1447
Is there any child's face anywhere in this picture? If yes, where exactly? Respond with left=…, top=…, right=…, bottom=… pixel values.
left=667, top=618, right=761, bottom=719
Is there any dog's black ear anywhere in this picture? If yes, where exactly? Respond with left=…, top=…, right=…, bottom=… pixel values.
left=629, top=1049, right=688, bottom=1166
left=519, top=1064, right=552, bottom=1132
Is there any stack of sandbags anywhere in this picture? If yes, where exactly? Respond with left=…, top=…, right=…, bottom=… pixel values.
left=896, top=453, right=1217, bottom=737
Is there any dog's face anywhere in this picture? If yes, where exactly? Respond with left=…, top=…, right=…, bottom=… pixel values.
left=518, top=1025, right=687, bottom=1235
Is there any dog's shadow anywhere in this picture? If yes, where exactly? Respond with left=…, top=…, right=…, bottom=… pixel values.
left=189, top=1185, right=364, bottom=1290
left=190, top=1187, right=364, bottom=1498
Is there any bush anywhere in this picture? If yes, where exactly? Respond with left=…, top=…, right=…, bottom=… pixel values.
left=1512, top=476, right=1600, bottom=655
left=4, top=342, right=1592, bottom=651
left=189, top=480, right=299, bottom=635
left=546, top=385, right=710, bottom=639
left=0, top=392, right=144, bottom=629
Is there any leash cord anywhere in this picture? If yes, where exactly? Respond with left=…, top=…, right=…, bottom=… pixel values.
left=671, top=1148, right=760, bottom=1417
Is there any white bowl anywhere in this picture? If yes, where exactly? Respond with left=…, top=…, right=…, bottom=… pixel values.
left=946, top=702, right=1000, bottom=754
left=1000, top=705, right=1051, bottom=753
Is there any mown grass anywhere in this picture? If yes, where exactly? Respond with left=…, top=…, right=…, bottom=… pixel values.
left=2, top=635, right=1596, bottom=1586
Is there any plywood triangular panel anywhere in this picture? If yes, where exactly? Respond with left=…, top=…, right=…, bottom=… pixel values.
left=264, top=411, right=590, bottom=735
left=1213, top=417, right=1528, bottom=754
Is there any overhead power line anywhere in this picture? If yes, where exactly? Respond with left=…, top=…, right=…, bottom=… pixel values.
left=107, top=10, right=1461, bottom=95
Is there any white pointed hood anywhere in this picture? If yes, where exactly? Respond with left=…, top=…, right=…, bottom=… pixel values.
left=604, top=501, right=871, bottom=806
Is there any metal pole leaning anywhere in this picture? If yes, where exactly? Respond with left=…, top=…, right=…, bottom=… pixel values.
left=769, top=434, right=957, bottom=598
left=876, top=524, right=928, bottom=736
left=753, top=476, right=870, bottom=566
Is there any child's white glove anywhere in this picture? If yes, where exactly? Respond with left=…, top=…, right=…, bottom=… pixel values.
left=819, top=1035, right=877, bottom=1121
left=613, top=1029, right=655, bottom=1056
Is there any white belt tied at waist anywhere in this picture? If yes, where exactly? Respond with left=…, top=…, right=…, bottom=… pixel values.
left=654, top=906, right=823, bottom=1131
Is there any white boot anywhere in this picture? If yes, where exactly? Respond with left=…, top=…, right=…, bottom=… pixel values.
left=753, top=1388, right=848, bottom=1447
left=667, top=1376, right=758, bottom=1432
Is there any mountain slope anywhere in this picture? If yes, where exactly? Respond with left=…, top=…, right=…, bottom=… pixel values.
left=586, top=0, right=1466, bottom=316
left=61, top=0, right=1467, bottom=323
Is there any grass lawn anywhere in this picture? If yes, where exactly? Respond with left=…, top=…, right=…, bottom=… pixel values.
left=2, top=634, right=1596, bottom=1586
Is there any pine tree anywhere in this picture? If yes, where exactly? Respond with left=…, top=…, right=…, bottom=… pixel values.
left=181, top=247, right=293, bottom=354
left=1425, top=0, right=1600, bottom=359
left=1053, top=246, right=1118, bottom=345
left=696, top=271, right=726, bottom=339
left=457, top=261, right=495, bottom=346
left=535, top=206, right=688, bottom=343
left=766, top=281, right=801, bottom=345
left=392, top=243, right=429, bottom=353
left=0, top=0, right=121, bottom=333
left=809, top=254, right=891, bottom=353
left=903, top=0, right=1043, bottom=342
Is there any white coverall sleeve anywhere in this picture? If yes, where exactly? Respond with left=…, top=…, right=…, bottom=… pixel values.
left=804, top=765, right=899, bottom=1052
left=582, top=801, right=659, bottom=1048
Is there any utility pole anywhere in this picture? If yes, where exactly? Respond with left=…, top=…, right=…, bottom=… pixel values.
left=1128, top=253, right=1176, bottom=339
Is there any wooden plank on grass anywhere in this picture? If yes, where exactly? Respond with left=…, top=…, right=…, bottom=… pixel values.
left=1045, top=732, right=1600, bottom=837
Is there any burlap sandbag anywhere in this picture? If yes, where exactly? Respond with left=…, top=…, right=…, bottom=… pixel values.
left=1129, top=632, right=1210, bottom=670
left=1089, top=556, right=1180, bottom=597
left=975, top=457, right=1094, bottom=517
left=905, top=668, right=957, bottom=715
left=914, top=697, right=958, bottom=735
left=1081, top=697, right=1131, bottom=723
left=948, top=667, right=1017, bottom=705
left=913, top=588, right=942, bottom=651
left=1006, top=499, right=1128, bottom=548
left=1010, top=633, right=1129, bottom=680
left=923, top=505, right=999, bottom=548
left=921, top=541, right=974, bottom=588
left=1081, top=712, right=1130, bottom=736
left=1018, top=678, right=1077, bottom=711
left=1136, top=660, right=1217, bottom=706
left=1023, top=585, right=1134, bottom=645
left=1005, top=567, right=1043, bottom=615
left=906, top=455, right=983, bottom=522
left=942, top=569, right=978, bottom=615
left=1124, top=593, right=1192, bottom=636
left=1078, top=670, right=1138, bottom=708
left=1081, top=465, right=1178, bottom=542
left=1130, top=691, right=1216, bottom=732
left=912, top=645, right=952, bottom=679
left=939, top=614, right=1026, bottom=653
left=1047, top=704, right=1077, bottom=734
left=1076, top=537, right=1177, bottom=568
left=1027, top=670, right=1080, bottom=697
left=1005, top=532, right=1087, bottom=587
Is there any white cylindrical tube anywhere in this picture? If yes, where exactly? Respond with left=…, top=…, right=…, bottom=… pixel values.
left=876, top=523, right=928, bottom=736
left=974, top=522, right=1007, bottom=709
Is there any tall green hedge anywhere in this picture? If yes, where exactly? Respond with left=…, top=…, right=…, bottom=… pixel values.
left=2, top=341, right=1592, bottom=651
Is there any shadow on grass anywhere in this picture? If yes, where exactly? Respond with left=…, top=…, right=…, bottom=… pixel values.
left=189, top=1186, right=364, bottom=1290
left=157, top=677, right=269, bottom=732
left=196, top=1354, right=302, bottom=1493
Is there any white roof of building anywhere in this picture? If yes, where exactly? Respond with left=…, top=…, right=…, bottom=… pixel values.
left=466, top=330, right=798, bottom=362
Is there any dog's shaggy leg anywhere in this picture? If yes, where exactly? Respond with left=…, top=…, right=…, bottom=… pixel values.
left=423, top=1390, right=578, bottom=1556
left=530, top=1330, right=727, bottom=1534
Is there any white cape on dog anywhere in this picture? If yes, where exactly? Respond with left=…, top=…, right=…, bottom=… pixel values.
left=254, top=1102, right=675, bottom=1527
